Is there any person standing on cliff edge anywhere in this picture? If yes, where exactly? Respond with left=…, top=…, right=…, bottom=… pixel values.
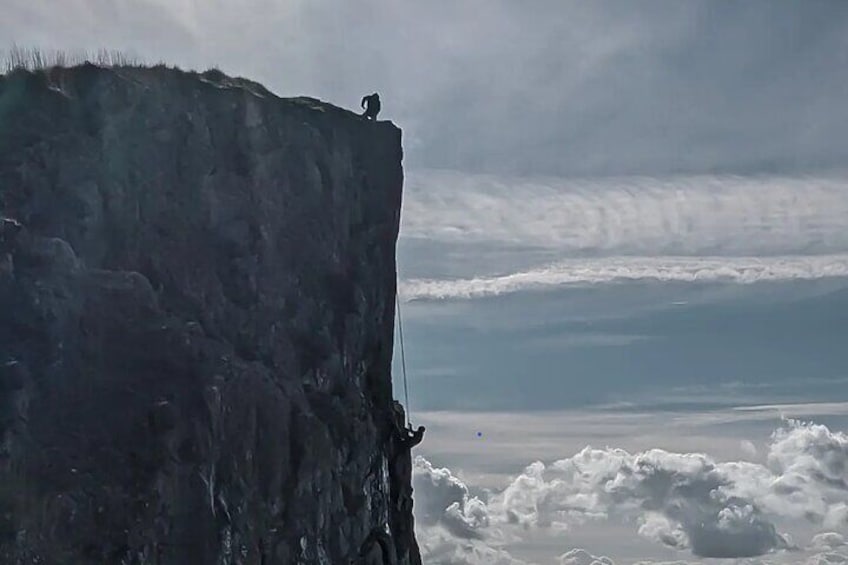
left=361, top=93, right=381, bottom=120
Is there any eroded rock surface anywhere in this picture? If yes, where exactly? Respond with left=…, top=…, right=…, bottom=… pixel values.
left=0, top=64, right=418, bottom=564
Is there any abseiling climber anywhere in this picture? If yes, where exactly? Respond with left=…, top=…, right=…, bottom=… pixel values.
left=353, top=406, right=422, bottom=561
left=388, top=401, right=424, bottom=563
left=361, top=92, right=381, bottom=120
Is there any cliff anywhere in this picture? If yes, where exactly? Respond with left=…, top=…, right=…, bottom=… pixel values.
left=0, top=64, right=419, bottom=564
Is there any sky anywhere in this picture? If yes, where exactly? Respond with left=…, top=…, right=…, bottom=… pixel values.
left=3, top=2, right=848, bottom=563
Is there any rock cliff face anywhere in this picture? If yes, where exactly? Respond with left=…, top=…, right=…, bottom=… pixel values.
left=0, top=64, right=419, bottom=564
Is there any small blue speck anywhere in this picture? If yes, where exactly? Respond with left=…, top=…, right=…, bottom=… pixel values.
left=476, top=432, right=483, bottom=438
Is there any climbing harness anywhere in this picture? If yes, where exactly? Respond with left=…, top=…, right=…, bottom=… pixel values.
left=396, top=291, right=411, bottom=427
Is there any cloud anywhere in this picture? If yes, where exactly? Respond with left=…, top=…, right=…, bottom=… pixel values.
left=501, top=450, right=789, bottom=558
left=415, top=527, right=533, bottom=565
left=398, top=171, right=848, bottom=296
left=414, top=421, right=848, bottom=562
left=401, top=255, right=848, bottom=301
left=824, top=503, right=848, bottom=529
left=810, top=532, right=846, bottom=552
left=403, top=172, right=848, bottom=256
left=768, top=422, right=848, bottom=491
left=413, top=456, right=490, bottom=539
left=412, top=457, right=535, bottom=564
left=557, top=548, right=614, bottom=565
left=804, top=553, right=848, bottom=565
left=638, top=513, right=688, bottom=550
left=747, top=421, right=848, bottom=524
left=631, top=561, right=696, bottom=565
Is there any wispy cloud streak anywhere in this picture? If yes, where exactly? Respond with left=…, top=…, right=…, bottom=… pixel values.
left=401, top=255, right=848, bottom=301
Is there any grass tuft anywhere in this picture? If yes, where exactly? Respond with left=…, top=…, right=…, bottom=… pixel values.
left=2, top=44, right=146, bottom=74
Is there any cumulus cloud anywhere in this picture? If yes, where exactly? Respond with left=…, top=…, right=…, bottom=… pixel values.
left=413, top=456, right=490, bottom=539
left=810, top=532, right=846, bottom=552
left=501, top=448, right=789, bottom=558
left=557, top=548, right=614, bottom=565
left=638, top=513, right=688, bottom=550
left=412, top=457, right=534, bottom=564
left=824, top=503, right=848, bottom=529
left=804, top=552, right=848, bottom=565
left=768, top=422, right=848, bottom=493
left=414, top=421, right=848, bottom=562
left=633, top=559, right=700, bottom=565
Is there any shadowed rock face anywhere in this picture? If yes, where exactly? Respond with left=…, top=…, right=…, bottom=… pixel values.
left=0, top=64, right=419, bottom=564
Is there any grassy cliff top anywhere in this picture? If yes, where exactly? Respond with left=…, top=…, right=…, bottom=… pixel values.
left=1, top=46, right=350, bottom=116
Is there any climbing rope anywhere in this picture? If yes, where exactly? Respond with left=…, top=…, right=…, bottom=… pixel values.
left=396, top=291, right=411, bottom=427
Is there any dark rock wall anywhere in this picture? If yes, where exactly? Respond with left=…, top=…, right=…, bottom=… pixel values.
left=0, top=65, right=418, bottom=564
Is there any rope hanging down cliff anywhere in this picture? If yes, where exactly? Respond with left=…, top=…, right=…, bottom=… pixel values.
left=396, top=291, right=411, bottom=427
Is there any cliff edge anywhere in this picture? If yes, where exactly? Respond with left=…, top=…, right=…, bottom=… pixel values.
left=0, top=64, right=419, bottom=564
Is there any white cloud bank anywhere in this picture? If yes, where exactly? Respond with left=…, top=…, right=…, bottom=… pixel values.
left=402, top=171, right=848, bottom=256
left=413, top=420, right=848, bottom=564
left=399, top=171, right=848, bottom=299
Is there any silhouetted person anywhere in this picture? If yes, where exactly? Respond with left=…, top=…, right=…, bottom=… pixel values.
left=361, top=92, right=381, bottom=120
left=388, top=401, right=424, bottom=563
left=391, top=401, right=424, bottom=449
